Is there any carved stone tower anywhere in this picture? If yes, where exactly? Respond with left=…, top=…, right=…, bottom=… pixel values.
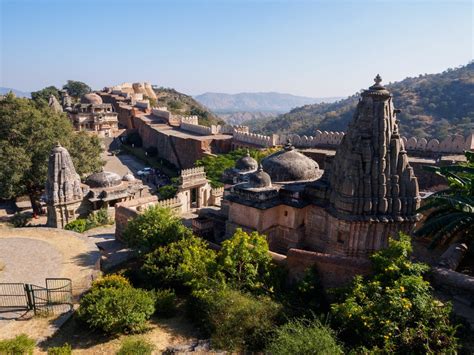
left=305, top=76, right=420, bottom=257
left=46, top=143, right=84, bottom=228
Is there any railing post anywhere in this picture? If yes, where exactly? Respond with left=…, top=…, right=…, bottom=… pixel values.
left=24, top=284, right=34, bottom=312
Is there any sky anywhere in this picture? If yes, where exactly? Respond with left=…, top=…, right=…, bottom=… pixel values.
left=0, top=0, right=472, bottom=97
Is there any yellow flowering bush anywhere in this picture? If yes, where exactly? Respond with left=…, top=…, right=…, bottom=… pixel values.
left=331, top=233, right=458, bottom=353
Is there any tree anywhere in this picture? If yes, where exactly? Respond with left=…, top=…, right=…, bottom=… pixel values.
left=331, top=234, right=458, bottom=353
left=122, top=205, right=192, bottom=254
left=62, top=80, right=91, bottom=98
left=31, top=86, right=60, bottom=104
left=217, top=228, right=273, bottom=292
left=415, top=151, right=474, bottom=247
left=0, top=94, right=103, bottom=214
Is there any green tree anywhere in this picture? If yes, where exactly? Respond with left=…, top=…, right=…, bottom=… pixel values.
left=31, top=86, right=60, bottom=104
left=62, top=80, right=91, bottom=98
left=415, top=151, right=474, bottom=246
left=122, top=205, right=192, bottom=253
left=331, top=233, right=458, bottom=353
left=0, top=94, right=103, bottom=214
left=141, top=235, right=217, bottom=291
left=217, top=228, right=273, bottom=292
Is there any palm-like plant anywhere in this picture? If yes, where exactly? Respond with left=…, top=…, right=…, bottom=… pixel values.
left=415, top=151, right=474, bottom=247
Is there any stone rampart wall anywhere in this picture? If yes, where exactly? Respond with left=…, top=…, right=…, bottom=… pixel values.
left=233, top=131, right=276, bottom=147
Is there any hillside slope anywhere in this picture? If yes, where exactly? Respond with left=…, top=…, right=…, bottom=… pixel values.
left=153, top=87, right=224, bottom=126
left=194, top=92, right=341, bottom=113
left=249, top=63, right=474, bottom=139
left=0, top=87, right=30, bottom=98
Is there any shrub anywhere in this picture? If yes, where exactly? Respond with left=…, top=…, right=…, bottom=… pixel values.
left=153, top=289, right=177, bottom=318
left=92, top=274, right=131, bottom=290
left=117, top=337, right=155, bottom=355
left=0, top=334, right=36, bottom=354
left=157, top=184, right=177, bottom=199
left=188, top=288, right=282, bottom=351
left=217, top=228, right=273, bottom=293
left=267, top=318, right=343, bottom=355
left=10, top=212, right=30, bottom=228
left=141, top=236, right=217, bottom=291
left=122, top=205, right=192, bottom=253
left=47, top=343, right=72, bottom=355
left=64, top=218, right=87, bottom=233
left=331, top=233, right=459, bottom=353
left=77, top=285, right=155, bottom=334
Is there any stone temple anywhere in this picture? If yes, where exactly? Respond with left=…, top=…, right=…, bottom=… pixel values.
left=204, top=76, right=420, bottom=262
left=46, top=143, right=144, bottom=228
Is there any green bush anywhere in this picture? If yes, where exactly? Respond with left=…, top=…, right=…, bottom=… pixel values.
left=188, top=288, right=282, bottom=351
left=117, top=337, right=155, bottom=355
left=10, top=212, right=30, bottom=228
left=267, top=318, right=343, bottom=355
left=153, top=289, right=177, bottom=318
left=64, top=218, right=87, bottom=233
left=141, top=236, right=217, bottom=291
left=123, top=205, right=192, bottom=253
left=47, top=343, right=72, bottom=355
left=331, top=233, right=459, bottom=353
left=91, top=274, right=131, bottom=290
left=77, top=284, right=155, bottom=334
left=157, top=184, right=178, bottom=199
left=0, top=334, right=36, bottom=354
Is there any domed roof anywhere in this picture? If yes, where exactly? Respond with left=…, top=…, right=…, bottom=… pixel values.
left=122, top=172, right=135, bottom=182
left=235, top=151, right=258, bottom=172
left=85, top=170, right=122, bottom=188
left=247, top=165, right=272, bottom=188
left=261, top=140, right=320, bottom=182
left=81, top=93, right=103, bottom=105
left=51, top=142, right=68, bottom=154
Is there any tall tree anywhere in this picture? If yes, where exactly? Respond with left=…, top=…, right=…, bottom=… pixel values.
left=0, top=93, right=103, bottom=213
left=62, top=80, right=91, bottom=98
left=30, top=86, right=60, bottom=104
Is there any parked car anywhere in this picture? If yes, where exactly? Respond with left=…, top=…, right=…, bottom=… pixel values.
left=137, top=167, right=152, bottom=176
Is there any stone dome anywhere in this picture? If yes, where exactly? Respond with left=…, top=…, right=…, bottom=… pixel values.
left=122, top=172, right=135, bottom=182
left=247, top=165, right=272, bottom=188
left=81, top=93, right=103, bottom=105
left=235, top=151, right=258, bottom=172
left=85, top=171, right=122, bottom=188
left=261, top=140, right=320, bottom=182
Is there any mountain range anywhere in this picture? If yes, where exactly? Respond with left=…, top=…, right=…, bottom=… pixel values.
left=0, top=87, right=31, bottom=98
left=194, top=92, right=341, bottom=113
left=246, top=63, right=474, bottom=139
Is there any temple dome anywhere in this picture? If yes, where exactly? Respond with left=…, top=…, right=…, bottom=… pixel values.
left=247, top=165, right=272, bottom=188
left=122, top=172, right=135, bottom=182
left=81, top=93, right=103, bottom=105
left=235, top=151, right=258, bottom=172
left=85, top=171, right=122, bottom=188
left=261, top=140, right=320, bottom=182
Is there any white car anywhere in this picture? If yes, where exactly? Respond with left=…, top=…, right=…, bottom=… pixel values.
left=137, top=167, right=152, bottom=176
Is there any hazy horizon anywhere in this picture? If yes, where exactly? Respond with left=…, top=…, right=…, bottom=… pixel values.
left=1, top=0, right=472, bottom=97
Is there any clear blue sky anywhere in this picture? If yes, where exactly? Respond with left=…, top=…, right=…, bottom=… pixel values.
left=0, top=0, right=472, bottom=97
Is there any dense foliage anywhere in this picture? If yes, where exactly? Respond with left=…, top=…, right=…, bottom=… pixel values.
left=64, top=208, right=111, bottom=233
left=122, top=205, right=192, bottom=254
left=195, top=148, right=276, bottom=187
left=189, top=288, right=282, bottom=351
left=0, top=94, right=103, bottom=212
left=0, top=334, right=36, bottom=354
left=77, top=275, right=155, bottom=334
left=249, top=62, right=473, bottom=139
left=47, top=343, right=72, bottom=355
left=62, top=80, right=91, bottom=98
left=266, top=318, right=343, bottom=355
left=31, top=85, right=60, bottom=104
left=153, top=87, right=224, bottom=127
left=331, top=234, right=458, bottom=353
left=416, top=151, right=474, bottom=246
left=152, top=289, right=177, bottom=318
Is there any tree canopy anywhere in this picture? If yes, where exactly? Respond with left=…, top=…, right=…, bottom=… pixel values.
left=63, top=80, right=91, bottom=98
left=0, top=93, right=103, bottom=208
left=30, top=86, right=60, bottom=104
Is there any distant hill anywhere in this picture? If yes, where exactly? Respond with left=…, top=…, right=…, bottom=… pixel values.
left=218, top=111, right=277, bottom=125
left=0, top=87, right=30, bottom=98
left=194, top=92, right=341, bottom=113
left=153, top=87, right=224, bottom=127
left=248, top=63, right=474, bottom=139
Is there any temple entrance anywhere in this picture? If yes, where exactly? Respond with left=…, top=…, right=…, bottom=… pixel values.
left=190, top=188, right=198, bottom=209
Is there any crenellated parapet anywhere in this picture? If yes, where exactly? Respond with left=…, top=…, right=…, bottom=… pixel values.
left=233, top=131, right=277, bottom=147
left=401, top=133, right=473, bottom=154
